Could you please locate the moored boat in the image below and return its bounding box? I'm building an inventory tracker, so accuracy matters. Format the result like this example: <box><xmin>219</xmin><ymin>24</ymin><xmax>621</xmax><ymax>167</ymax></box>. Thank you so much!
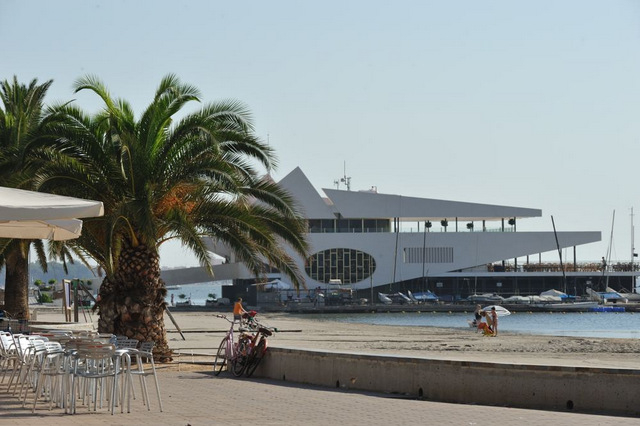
<box><xmin>586</xmin><ymin>287</ymin><xmax>628</xmax><ymax>304</ymax></box>
<box><xmin>378</xmin><ymin>292</ymin><xmax>411</xmax><ymax>304</ymax></box>
<box><xmin>534</xmin><ymin>301</ymin><xmax>599</xmax><ymax>312</ymax></box>
<box><xmin>378</xmin><ymin>292</ymin><xmax>392</xmax><ymax>304</ymax></box>
<box><xmin>467</xmin><ymin>293</ymin><xmax>504</xmax><ymax>304</ymax></box>
<box><xmin>410</xmin><ymin>290</ymin><xmax>439</xmax><ymax>303</ymax></box>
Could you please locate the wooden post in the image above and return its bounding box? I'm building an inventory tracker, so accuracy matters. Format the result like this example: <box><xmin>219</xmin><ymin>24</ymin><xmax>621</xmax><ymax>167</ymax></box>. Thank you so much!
<box><xmin>165</xmin><ymin>307</ymin><xmax>186</xmax><ymax>340</ymax></box>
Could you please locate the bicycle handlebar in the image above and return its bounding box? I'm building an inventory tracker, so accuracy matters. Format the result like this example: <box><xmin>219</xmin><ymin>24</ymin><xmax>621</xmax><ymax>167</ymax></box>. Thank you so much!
<box><xmin>216</xmin><ymin>314</ymin><xmax>235</xmax><ymax>324</ymax></box>
<box><xmin>217</xmin><ymin>313</ymin><xmax>277</xmax><ymax>332</ymax></box>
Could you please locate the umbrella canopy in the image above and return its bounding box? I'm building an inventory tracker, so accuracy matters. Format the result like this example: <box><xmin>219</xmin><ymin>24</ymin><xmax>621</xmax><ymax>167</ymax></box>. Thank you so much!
<box><xmin>0</xmin><ymin>219</ymin><xmax>83</xmax><ymax>241</ymax></box>
<box><xmin>482</xmin><ymin>305</ymin><xmax>511</xmax><ymax>317</ymax></box>
<box><xmin>0</xmin><ymin>187</ymin><xmax>104</xmax><ymax>221</ymax></box>
<box><xmin>0</xmin><ymin>187</ymin><xmax>103</xmax><ymax>240</ymax></box>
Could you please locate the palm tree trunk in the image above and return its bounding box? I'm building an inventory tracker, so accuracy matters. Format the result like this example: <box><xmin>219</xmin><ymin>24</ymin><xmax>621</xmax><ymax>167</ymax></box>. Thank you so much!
<box><xmin>4</xmin><ymin>241</ymin><xmax>30</xmax><ymax>320</ymax></box>
<box><xmin>96</xmin><ymin>243</ymin><xmax>171</xmax><ymax>361</ymax></box>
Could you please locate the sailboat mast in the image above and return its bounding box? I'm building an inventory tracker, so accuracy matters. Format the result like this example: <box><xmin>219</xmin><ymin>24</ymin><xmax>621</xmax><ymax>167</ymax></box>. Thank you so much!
<box><xmin>551</xmin><ymin>216</ymin><xmax>567</xmax><ymax>294</ymax></box>
<box><xmin>605</xmin><ymin>211</ymin><xmax>615</xmax><ymax>290</ymax></box>
<box><xmin>631</xmin><ymin>207</ymin><xmax>635</xmax><ymax>265</ymax></box>
<box><xmin>422</xmin><ymin>221</ymin><xmax>427</xmax><ymax>289</ymax></box>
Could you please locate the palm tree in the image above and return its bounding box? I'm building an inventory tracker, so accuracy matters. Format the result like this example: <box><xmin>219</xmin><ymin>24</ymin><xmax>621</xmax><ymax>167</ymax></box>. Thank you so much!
<box><xmin>0</xmin><ymin>77</ymin><xmax>60</xmax><ymax>319</ymax></box>
<box><xmin>36</xmin><ymin>75</ymin><xmax>308</xmax><ymax>360</ymax></box>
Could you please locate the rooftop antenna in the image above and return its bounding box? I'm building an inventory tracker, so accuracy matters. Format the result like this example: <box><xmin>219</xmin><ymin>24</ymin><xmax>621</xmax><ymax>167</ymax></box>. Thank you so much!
<box><xmin>631</xmin><ymin>207</ymin><xmax>636</xmax><ymax>264</ymax></box>
<box><xmin>339</xmin><ymin>161</ymin><xmax>351</xmax><ymax>191</ymax></box>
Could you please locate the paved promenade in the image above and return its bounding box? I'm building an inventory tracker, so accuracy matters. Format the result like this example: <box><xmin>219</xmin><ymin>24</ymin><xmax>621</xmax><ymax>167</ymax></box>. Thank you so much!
<box><xmin>0</xmin><ymin>362</ymin><xmax>638</xmax><ymax>426</ymax></box>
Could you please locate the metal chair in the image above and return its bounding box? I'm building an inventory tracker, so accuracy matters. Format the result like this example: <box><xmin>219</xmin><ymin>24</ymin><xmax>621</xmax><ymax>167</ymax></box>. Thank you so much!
<box><xmin>30</xmin><ymin>341</ymin><xmax>66</xmax><ymax>412</ymax></box>
<box><xmin>70</xmin><ymin>342</ymin><xmax>122</xmax><ymax>414</ymax></box>
<box><xmin>128</xmin><ymin>341</ymin><xmax>163</xmax><ymax>411</ymax></box>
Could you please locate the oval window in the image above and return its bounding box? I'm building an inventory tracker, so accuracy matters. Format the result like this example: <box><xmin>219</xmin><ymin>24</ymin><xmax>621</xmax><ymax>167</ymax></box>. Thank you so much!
<box><xmin>305</xmin><ymin>248</ymin><xmax>376</xmax><ymax>284</ymax></box>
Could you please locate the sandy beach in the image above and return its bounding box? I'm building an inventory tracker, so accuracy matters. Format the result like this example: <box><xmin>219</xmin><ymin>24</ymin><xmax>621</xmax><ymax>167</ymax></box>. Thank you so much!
<box><xmin>34</xmin><ymin>308</ymin><xmax>640</xmax><ymax>371</ymax></box>
<box><xmin>31</xmin><ymin>309</ymin><xmax>640</xmax><ymax>370</ymax></box>
<box><xmin>160</xmin><ymin>311</ymin><xmax>640</xmax><ymax>369</ymax></box>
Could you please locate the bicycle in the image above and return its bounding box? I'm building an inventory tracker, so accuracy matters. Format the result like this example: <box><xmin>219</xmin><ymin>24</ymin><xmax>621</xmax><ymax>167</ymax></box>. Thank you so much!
<box><xmin>213</xmin><ymin>314</ymin><xmax>248</xmax><ymax>377</ymax></box>
<box><xmin>241</xmin><ymin>320</ymin><xmax>277</xmax><ymax>378</ymax></box>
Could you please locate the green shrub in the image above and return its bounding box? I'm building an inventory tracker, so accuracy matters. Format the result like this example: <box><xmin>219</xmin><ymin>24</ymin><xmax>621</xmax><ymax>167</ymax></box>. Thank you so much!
<box><xmin>38</xmin><ymin>293</ymin><xmax>53</xmax><ymax>303</ymax></box>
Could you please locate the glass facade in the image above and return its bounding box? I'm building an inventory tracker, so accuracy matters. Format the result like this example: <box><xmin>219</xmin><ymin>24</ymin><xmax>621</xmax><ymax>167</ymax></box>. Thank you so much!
<box><xmin>305</xmin><ymin>248</ymin><xmax>376</xmax><ymax>284</ymax></box>
<box><xmin>308</xmin><ymin>219</ymin><xmax>390</xmax><ymax>233</ymax></box>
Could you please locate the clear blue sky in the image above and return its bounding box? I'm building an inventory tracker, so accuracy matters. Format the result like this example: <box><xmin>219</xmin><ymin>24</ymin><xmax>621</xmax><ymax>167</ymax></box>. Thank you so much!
<box><xmin>2</xmin><ymin>1</ymin><xmax>640</xmax><ymax>267</ymax></box>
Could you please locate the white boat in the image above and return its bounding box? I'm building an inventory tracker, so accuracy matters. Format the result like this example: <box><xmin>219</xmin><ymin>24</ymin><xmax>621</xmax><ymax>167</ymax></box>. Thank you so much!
<box><xmin>378</xmin><ymin>292</ymin><xmax>392</xmax><ymax>304</ymax></box>
<box><xmin>586</xmin><ymin>287</ymin><xmax>627</xmax><ymax>304</ymax></box>
<box><xmin>539</xmin><ymin>289</ymin><xmax>567</xmax><ymax>302</ymax></box>
<box><xmin>502</xmin><ymin>295</ymin><xmax>532</xmax><ymax>304</ymax></box>
<box><xmin>606</xmin><ymin>287</ymin><xmax>640</xmax><ymax>302</ymax></box>
<box><xmin>378</xmin><ymin>292</ymin><xmax>412</xmax><ymax>304</ymax></box>
<box><xmin>467</xmin><ymin>293</ymin><xmax>504</xmax><ymax>304</ymax></box>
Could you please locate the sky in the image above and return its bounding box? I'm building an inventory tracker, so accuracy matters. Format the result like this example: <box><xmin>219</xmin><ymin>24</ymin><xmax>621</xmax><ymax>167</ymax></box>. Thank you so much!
<box><xmin>2</xmin><ymin>1</ymin><xmax>640</xmax><ymax>268</ymax></box>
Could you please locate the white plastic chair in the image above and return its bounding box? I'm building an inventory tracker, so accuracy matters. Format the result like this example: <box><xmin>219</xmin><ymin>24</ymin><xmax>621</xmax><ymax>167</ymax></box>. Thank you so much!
<box><xmin>5</xmin><ymin>334</ymin><xmax>31</xmax><ymax>395</ymax></box>
<box><xmin>128</xmin><ymin>341</ymin><xmax>163</xmax><ymax>412</ymax></box>
<box><xmin>18</xmin><ymin>337</ymin><xmax>48</xmax><ymax>403</ymax></box>
<box><xmin>30</xmin><ymin>341</ymin><xmax>66</xmax><ymax>412</ymax></box>
<box><xmin>0</xmin><ymin>331</ymin><xmax>20</xmax><ymax>383</ymax></box>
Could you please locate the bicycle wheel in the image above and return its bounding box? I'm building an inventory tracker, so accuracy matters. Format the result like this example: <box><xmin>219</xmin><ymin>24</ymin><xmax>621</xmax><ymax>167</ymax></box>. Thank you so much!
<box><xmin>231</xmin><ymin>337</ymin><xmax>248</xmax><ymax>377</ymax></box>
<box><xmin>245</xmin><ymin>339</ymin><xmax>267</xmax><ymax>378</ymax></box>
<box><xmin>213</xmin><ymin>337</ymin><xmax>228</xmax><ymax>376</ymax></box>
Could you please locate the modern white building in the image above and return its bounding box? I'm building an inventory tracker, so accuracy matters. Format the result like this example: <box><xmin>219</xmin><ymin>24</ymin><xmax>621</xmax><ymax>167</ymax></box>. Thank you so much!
<box><xmin>161</xmin><ymin>167</ymin><xmax>640</xmax><ymax>302</ymax></box>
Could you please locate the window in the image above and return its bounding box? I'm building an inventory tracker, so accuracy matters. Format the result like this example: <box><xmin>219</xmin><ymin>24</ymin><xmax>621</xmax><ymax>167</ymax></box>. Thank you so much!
<box><xmin>305</xmin><ymin>248</ymin><xmax>376</xmax><ymax>284</ymax></box>
<box><xmin>403</xmin><ymin>247</ymin><xmax>454</xmax><ymax>263</ymax></box>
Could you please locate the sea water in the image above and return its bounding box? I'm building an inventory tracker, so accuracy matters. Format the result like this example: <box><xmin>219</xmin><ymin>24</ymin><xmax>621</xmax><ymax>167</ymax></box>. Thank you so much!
<box><xmin>292</xmin><ymin>311</ymin><xmax>640</xmax><ymax>339</ymax></box>
<box><xmin>164</xmin><ymin>281</ymin><xmax>230</xmax><ymax>306</ymax></box>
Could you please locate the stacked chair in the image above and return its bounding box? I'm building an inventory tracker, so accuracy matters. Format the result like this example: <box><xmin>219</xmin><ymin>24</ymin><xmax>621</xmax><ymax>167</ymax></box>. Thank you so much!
<box><xmin>0</xmin><ymin>329</ymin><xmax>163</xmax><ymax>415</ymax></box>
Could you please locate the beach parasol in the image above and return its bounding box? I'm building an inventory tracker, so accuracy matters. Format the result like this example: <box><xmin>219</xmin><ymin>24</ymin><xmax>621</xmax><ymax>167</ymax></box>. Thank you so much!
<box><xmin>0</xmin><ymin>219</ymin><xmax>83</xmax><ymax>241</ymax></box>
<box><xmin>0</xmin><ymin>186</ymin><xmax>103</xmax><ymax>240</ymax></box>
<box><xmin>482</xmin><ymin>305</ymin><xmax>511</xmax><ymax>317</ymax></box>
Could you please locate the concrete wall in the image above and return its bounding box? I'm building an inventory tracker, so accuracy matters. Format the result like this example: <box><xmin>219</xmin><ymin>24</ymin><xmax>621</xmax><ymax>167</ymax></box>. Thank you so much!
<box><xmin>257</xmin><ymin>348</ymin><xmax>640</xmax><ymax>417</ymax></box>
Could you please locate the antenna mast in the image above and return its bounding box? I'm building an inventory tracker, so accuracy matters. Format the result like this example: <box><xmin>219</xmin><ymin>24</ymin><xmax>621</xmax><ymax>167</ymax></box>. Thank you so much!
<box><xmin>335</xmin><ymin>161</ymin><xmax>351</xmax><ymax>191</ymax></box>
<box><xmin>631</xmin><ymin>207</ymin><xmax>636</xmax><ymax>265</ymax></box>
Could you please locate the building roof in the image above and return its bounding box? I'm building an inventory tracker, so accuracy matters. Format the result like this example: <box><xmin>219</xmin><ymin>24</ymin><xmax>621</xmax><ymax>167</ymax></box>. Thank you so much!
<box><xmin>278</xmin><ymin>167</ymin><xmax>541</xmax><ymax>221</ymax></box>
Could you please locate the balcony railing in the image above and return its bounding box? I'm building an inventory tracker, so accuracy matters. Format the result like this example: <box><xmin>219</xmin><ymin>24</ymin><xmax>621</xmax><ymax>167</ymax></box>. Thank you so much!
<box><xmin>492</xmin><ymin>262</ymin><xmax>640</xmax><ymax>273</ymax></box>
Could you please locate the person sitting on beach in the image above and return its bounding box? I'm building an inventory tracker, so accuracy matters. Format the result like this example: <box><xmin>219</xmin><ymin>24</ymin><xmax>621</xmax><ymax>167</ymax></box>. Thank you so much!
<box><xmin>233</xmin><ymin>297</ymin><xmax>247</xmax><ymax>326</ymax></box>
<box><xmin>477</xmin><ymin>311</ymin><xmax>493</xmax><ymax>336</ymax></box>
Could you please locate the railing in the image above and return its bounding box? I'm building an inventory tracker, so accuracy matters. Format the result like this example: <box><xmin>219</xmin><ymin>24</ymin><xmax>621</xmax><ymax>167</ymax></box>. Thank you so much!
<box><xmin>495</xmin><ymin>262</ymin><xmax>640</xmax><ymax>273</ymax></box>
<box><xmin>309</xmin><ymin>226</ymin><xmax>515</xmax><ymax>234</ymax></box>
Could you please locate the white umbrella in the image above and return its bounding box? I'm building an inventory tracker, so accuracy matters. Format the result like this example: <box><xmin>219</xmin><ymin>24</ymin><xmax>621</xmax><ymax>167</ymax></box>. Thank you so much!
<box><xmin>0</xmin><ymin>187</ymin><xmax>104</xmax><ymax>221</ymax></box>
<box><xmin>482</xmin><ymin>305</ymin><xmax>511</xmax><ymax>317</ymax></box>
<box><xmin>0</xmin><ymin>219</ymin><xmax>83</xmax><ymax>241</ymax></box>
<box><xmin>0</xmin><ymin>187</ymin><xmax>104</xmax><ymax>240</ymax></box>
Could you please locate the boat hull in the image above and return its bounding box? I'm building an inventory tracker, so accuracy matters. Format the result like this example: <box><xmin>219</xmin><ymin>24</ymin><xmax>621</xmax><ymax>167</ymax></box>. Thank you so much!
<box><xmin>532</xmin><ymin>301</ymin><xmax>599</xmax><ymax>312</ymax></box>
